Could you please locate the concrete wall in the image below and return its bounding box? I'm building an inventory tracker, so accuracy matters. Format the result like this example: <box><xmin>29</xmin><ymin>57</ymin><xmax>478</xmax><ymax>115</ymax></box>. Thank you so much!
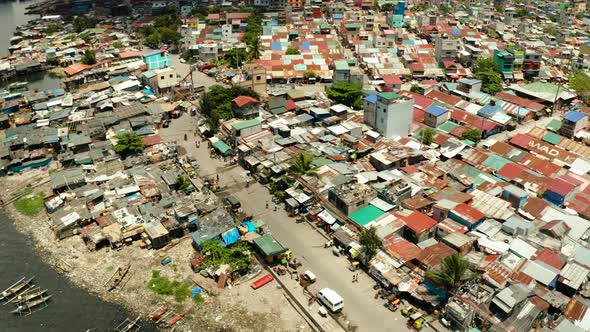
<box><xmin>374</xmin><ymin>98</ymin><xmax>413</xmax><ymax>138</ymax></box>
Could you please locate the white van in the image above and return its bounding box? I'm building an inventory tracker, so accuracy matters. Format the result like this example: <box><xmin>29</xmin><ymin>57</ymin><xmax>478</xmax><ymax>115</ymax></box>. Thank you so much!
<box><xmin>318</xmin><ymin>288</ymin><xmax>344</xmax><ymax>312</ymax></box>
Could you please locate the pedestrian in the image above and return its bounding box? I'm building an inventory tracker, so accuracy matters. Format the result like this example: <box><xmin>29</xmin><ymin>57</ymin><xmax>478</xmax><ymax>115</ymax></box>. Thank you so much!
<box><xmin>184</xmin><ymin>133</ymin><xmax>187</xmax><ymax>141</ymax></box>
<box><xmin>265</xmin><ymin>201</ymin><xmax>269</xmax><ymax>209</ymax></box>
<box><xmin>274</xmin><ymin>204</ymin><xmax>277</xmax><ymax>212</ymax></box>
<box><xmin>352</xmin><ymin>275</ymin><xmax>356</xmax><ymax>283</ymax></box>
<box><xmin>216</xmin><ymin>174</ymin><xmax>219</xmax><ymax>182</ymax></box>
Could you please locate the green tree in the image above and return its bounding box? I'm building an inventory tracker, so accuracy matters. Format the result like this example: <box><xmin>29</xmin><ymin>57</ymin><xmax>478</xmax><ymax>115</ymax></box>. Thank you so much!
<box><xmin>410</xmin><ymin>84</ymin><xmax>423</xmax><ymax>94</ymax></box>
<box><xmin>462</xmin><ymin>128</ymin><xmax>482</xmax><ymax>142</ymax></box>
<box><xmin>46</xmin><ymin>24</ymin><xmax>63</xmax><ymax>34</ymax></box>
<box><xmin>421</xmin><ymin>127</ymin><xmax>436</xmax><ymax>145</ymax></box>
<box><xmin>73</xmin><ymin>16</ymin><xmax>97</xmax><ymax>33</ymax></box>
<box><xmin>359</xmin><ymin>227</ymin><xmax>381</xmax><ymax>261</ymax></box>
<box><xmin>426</xmin><ymin>253</ymin><xmax>478</xmax><ymax>295</ymax></box>
<box><xmin>285</xmin><ymin>48</ymin><xmax>301</xmax><ymax>55</ymax></box>
<box><xmin>326</xmin><ymin>82</ymin><xmax>363</xmax><ymax>109</ymax></box>
<box><xmin>569</xmin><ymin>71</ymin><xmax>590</xmax><ymax>102</ymax></box>
<box><xmin>223</xmin><ymin>48</ymin><xmax>250</xmax><ymax>68</ymax></box>
<box><xmin>158</xmin><ymin>27</ymin><xmax>181</xmax><ymax>44</ymax></box>
<box><xmin>145</xmin><ymin>33</ymin><xmax>161</xmax><ymax>49</ymax></box>
<box><xmin>380</xmin><ymin>3</ymin><xmax>393</xmax><ymax>12</ymax></box>
<box><xmin>249</xmin><ymin>37</ymin><xmax>262</xmax><ymax>60</ymax></box>
<box><xmin>80</xmin><ymin>50</ymin><xmax>96</xmax><ymax>65</ymax></box>
<box><xmin>289</xmin><ymin>152</ymin><xmax>317</xmax><ymax>177</ymax></box>
<box><xmin>200</xmin><ymin>85</ymin><xmax>260</xmax><ymax>130</ymax></box>
<box><xmin>304</xmin><ymin>71</ymin><xmax>316</xmax><ymax>80</ymax></box>
<box><xmin>113</xmin><ymin>132</ymin><xmax>144</xmax><ymax>157</ymax></box>
<box><xmin>112</xmin><ymin>41</ymin><xmax>124</xmax><ymax>48</ymax></box>
<box><xmin>515</xmin><ymin>8</ymin><xmax>528</xmax><ymax>17</ymax></box>
<box><xmin>176</xmin><ymin>175</ymin><xmax>191</xmax><ymax>191</ymax></box>
<box><xmin>474</xmin><ymin>57</ymin><xmax>502</xmax><ymax>94</ymax></box>
<box><xmin>201</xmin><ymin>240</ymin><xmax>252</xmax><ymax>271</ymax></box>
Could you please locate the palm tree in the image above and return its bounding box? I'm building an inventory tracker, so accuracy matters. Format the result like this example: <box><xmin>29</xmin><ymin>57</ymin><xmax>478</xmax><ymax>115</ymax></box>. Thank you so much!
<box><xmin>426</xmin><ymin>253</ymin><xmax>479</xmax><ymax>295</ymax></box>
<box><xmin>289</xmin><ymin>152</ymin><xmax>318</xmax><ymax>177</ymax></box>
<box><xmin>249</xmin><ymin>37</ymin><xmax>262</xmax><ymax>60</ymax></box>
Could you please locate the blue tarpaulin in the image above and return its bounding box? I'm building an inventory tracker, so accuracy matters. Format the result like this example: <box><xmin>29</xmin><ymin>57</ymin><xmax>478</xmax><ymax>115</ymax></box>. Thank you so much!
<box><xmin>221</xmin><ymin>228</ymin><xmax>240</xmax><ymax>246</ymax></box>
<box><xmin>242</xmin><ymin>221</ymin><xmax>256</xmax><ymax>232</ymax></box>
<box><xmin>192</xmin><ymin>287</ymin><xmax>202</xmax><ymax>298</ymax></box>
<box><xmin>271</xmin><ymin>41</ymin><xmax>282</xmax><ymax>51</ymax></box>
<box><xmin>142</xmin><ymin>89</ymin><xmax>154</xmax><ymax>95</ymax></box>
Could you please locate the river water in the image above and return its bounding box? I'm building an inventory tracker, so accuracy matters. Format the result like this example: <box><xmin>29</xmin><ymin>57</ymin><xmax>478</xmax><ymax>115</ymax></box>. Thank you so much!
<box><xmin>0</xmin><ymin>2</ymin><xmax>158</xmax><ymax>331</ymax></box>
<box><xmin>0</xmin><ymin>0</ymin><xmax>62</xmax><ymax>91</ymax></box>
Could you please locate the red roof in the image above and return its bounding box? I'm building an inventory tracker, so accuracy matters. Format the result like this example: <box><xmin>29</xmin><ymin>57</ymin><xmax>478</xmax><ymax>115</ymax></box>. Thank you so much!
<box><xmin>410</xmin><ymin>62</ymin><xmax>425</xmax><ymax>72</ymax></box>
<box><xmin>401</xmin><ymin>211</ymin><xmax>438</xmax><ymax>233</ymax></box>
<box><xmin>547</xmin><ymin>177</ymin><xmax>577</xmax><ymax>197</ymax></box>
<box><xmin>417</xmin><ymin>242</ymin><xmax>457</xmax><ymax>268</ymax></box>
<box><xmin>232</xmin><ymin>95</ymin><xmax>259</xmax><ymax>108</ymax></box>
<box><xmin>495</xmin><ymin>92</ymin><xmax>545</xmax><ymax>112</ymax></box>
<box><xmin>387</xmin><ymin>237</ymin><xmax>423</xmax><ymax>262</ymax></box>
<box><xmin>142</xmin><ymin>135</ymin><xmax>162</xmax><ymax>147</ymax></box>
<box><xmin>64</xmin><ymin>63</ymin><xmax>92</xmax><ymax>76</ymax></box>
<box><xmin>383</xmin><ymin>75</ymin><xmax>402</xmax><ymax>85</ymax></box>
<box><xmin>425</xmin><ymin>90</ymin><xmax>462</xmax><ymax>106</ymax></box>
<box><xmin>285</xmin><ymin>99</ymin><xmax>298</xmax><ymax>111</ymax></box>
<box><xmin>452</xmin><ymin>204</ymin><xmax>485</xmax><ymax>224</ymax></box>
<box><xmin>510</xmin><ymin>133</ymin><xmax>534</xmax><ymax>148</ymax></box>
<box><xmin>119</xmin><ymin>51</ymin><xmax>141</xmax><ymax>59</ymax></box>
<box><xmin>533</xmin><ymin>248</ymin><xmax>564</xmax><ymax>270</ymax></box>
<box><xmin>521</xmin><ymin>197</ymin><xmax>550</xmax><ymax>219</ymax></box>
<box><xmin>497</xmin><ymin>163</ymin><xmax>527</xmax><ymax>180</ymax></box>
<box><xmin>442</xmin><ymin>61</ymin><xmax>459</xmax><ymax>69</ymax></box>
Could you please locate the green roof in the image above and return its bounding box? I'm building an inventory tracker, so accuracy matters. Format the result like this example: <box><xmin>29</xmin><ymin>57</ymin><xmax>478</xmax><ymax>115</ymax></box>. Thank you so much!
<box><xmin>334</xmin><ymin>60</ymin><xmax>349</xmax><ymax>71</ymax></box>
<box><xmin>438</xmin><ymin>121</ymin><xmax>460</xmax><ymax>133</ymax></box>
<box><xmin>546</xmin><ymin>119</ymin><xmax>562</xmax><ymax>132</ymax></box>
<box><xmin>287</xmin><ymin>89</ymin><xmax>305</xmax><ymax>100</ymax></box>
<box><xmin>378</xmin><ymin>92</ymin><xmax>401</xmax><ymax>100</ymax></box>
<box><xmin>461</xmin><ymin>139</ymin><xmax>476</xmax><ymax>146</ymax></box>
<box><xmin>289</xmin><ymin>30</ymin><xmax>299</xmax><ymax>35</ymax></box>
<box><xmin>542</xmin><ymin>132</ymin><xmax>564</xmax><ymax>145</ymax></box>
<box><xmin>271</xmin><ymin>107</ymin><xmax>288</xmax><ymax>115</ymax></box>
<box><xmin>253</xmin><ymin>234</ymin><xmax>288</xmax><ymax>258</ymax></box>
<box><xmin>212</xmin><ymin>140</ymin><xmax>232</xmax><ymax>155</ymax></box>
<box><xmin>349</xmin><ymin>205</ymin><xmax>385</xmax><ymax>227</ymax></box>
<box><xmin>311</xmin><ymin>157</ymin><xmax>334</xmax><ymax>167</ymax></box>
<box><xmin>522</xmin><ymin>82</ymin><xmax>560</xmax><ymax>94</ymax></box>
<box><xmin>345</xmin><ymin>23</ymin><xmax>361</xmax><ymax>30</ymax></box>
<box><xmin>482</xmin><ymin>154</ymin><xmax>510</xmax><ymax>172</ymax></box>
<box><xmin>268</xmin><ymin>99</ymin><xmax>287</xmax><ymax>109</ymax></box>
<box><xmin>232</xmin><ymin>118</ymin><xmax>261</xmax><ymax>131</ymax></box>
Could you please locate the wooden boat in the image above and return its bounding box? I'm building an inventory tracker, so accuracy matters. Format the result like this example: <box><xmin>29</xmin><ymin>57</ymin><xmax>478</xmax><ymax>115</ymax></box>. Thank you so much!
<box><xmin>149</xmin><ymin>306</ymin><xmax>169</xmax><ymax>320</ymax></box>
<box><xmin>4</xmin><ymin>287</ymin><xmax>46</xmax><ymax>305</ymax></box>
<box><xmin>169</xmin><ymin>314</ymin><xmax>181</xmax><ymax>325</ymax></box>
<box><xmin>114</xmin><ymin>316</ymin><xmax>141</xmax><ymax>332</ymax></box>
<box><xmin>0</xmin><ymin>277</ymin><xmax>34</xmax><ymax>301</ymax></box>
<box><xmin>8</xmin><ymin>81</ymin><xmax>28</xmax><ymax>92</ymax></box>
<box><xmin>12</xmin><ymin>294</ymin><xmax>52</xmax><ymax>315</ymax></box>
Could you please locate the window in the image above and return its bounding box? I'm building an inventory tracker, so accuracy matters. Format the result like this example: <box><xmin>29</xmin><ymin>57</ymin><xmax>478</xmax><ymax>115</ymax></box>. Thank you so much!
<box><xmin>169</xmin><ymin>74</ymin><xmax>173</xmax><ymax>78</ymax></box>
<box><xmin>256</xmin><ymin>75</ymin><xmax>261</xmax><ymax>80</ymax></box>
<box><xmin>160</xmin><ymin>76</ymin><xmax>165</xmax><ymax>80</ymax></box>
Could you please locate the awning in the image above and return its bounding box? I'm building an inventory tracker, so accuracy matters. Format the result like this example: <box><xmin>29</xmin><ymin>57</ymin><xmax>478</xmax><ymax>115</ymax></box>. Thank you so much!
<box><xmin>317</xmin><ymin>209</ymin><xmax>337</xmax><ymax>225</ymax></box>
<box><xmin>212</xmin><ymin>140</ymin><xmax>232</xmax><ymax>155</ymax></box>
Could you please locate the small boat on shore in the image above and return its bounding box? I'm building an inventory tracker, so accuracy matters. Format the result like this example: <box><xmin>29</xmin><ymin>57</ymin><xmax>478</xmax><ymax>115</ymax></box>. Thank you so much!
<box><xmin>11</xmin><ymin>294</ymin><xmax>52</xmax><ymax>315</ymax></box>
<box><xmin>8</xmin><ymin>81</ymin><xmax>28</xmax><ymax>92</ymax></box>
<box><xmin>149</xmin><ymin>306</ymin><xmax>169</xmax><ymax>320</ymax></box>
<box><xmin>5</xmin><ymin>287</ymin><xmax>47</xmax><ymax>305</ymax></box>
<box><xmin>0</xmin><ymin>277</ymin><xmax>35</xmax><ymax>301</ymax></box>
<box><xmin>114</xmin><ymin>316</ymin><xmax>141</xmax><ymax>332</ymax></box>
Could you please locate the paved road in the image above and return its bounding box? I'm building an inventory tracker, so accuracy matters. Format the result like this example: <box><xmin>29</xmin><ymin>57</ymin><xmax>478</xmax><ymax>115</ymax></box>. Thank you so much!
<box><xmin>160</xmin><ymin>114</ymin><xmax>415</xmax><ymax>332</ymax></box>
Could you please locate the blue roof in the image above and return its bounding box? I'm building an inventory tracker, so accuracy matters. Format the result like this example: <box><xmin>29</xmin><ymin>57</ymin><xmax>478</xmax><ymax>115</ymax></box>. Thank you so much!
<box><xmin>457</xmin><ymin>79</ymin><xmax>481</xmax><ymax>85</ymax></box>
<box><xmin>426</xmin><ymin>105</ymin><xmax>449</xmax><ymax>117</ymax></box>
<box><xmin>241</xmin><ymin>221</ymin><xmax>257</xmax><ymax>232</ymax></box>
<box><xmin>478</xmin><ymin>104</ymin><xmax>501</xmax><ymax>116</ymax></box>
<box><xmin>332</xmin><ymin>13</ymin><xmax>343</xmax><ymax>19</ymax></box>
<box><xmin>564</xmin><ymin>111</ymin><xmax>586</xmax><ymax>123</ymax></box>
<box><xmin>452</xmin><ymin>28</ymin><xmax>461</xmax><ymax>36</ymax></box>
<box><xmin>271</xmin><ymin>41</ymin><xmax>282</xmax><ymax>51</ymax></box>
<box><xmin>364</xmin><ymin>94</ymin><xmax>378</xmax><ymax>103</ymax></box>
<box><xmin>301</xmin><ymin>41</ymin><xmax>311</xmax><ymax>50</ymax></box>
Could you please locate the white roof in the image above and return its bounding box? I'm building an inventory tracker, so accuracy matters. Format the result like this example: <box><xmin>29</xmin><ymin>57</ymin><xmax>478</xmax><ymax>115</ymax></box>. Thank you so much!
<box><xmin>570</xmin><ymin>158</ymin><xmax>590</xmax><ymax>176</ymax></box>
<box><xmin>477</xmin><ymin>237</ymin><xmax>510</xmax><ymax>255</ymax></box>
<box><xmin>509</xmin><ymin>238</ymin><xmax>538</xmax><ymax>259</ymax></box>
<box><xmin>521</xmin><ymin>260</ymin><xmax>559</xmax><ymax>286</ymax></box>
<box><xmin>330</xmin><ymin>104</ymin><xmax>350</xmax><ymax>113</ymax></box>
<box><xmin>327</xmin><ymin>125</ymin><xmax>348</xmax><ymax>136</ymax></box>
<box><xmin>318</xmin><ymin>209</ymin><xmax>337</xmax><ymax>225</ymax></box>
<box><xmin>369</xmin><ymin>197</ymin><xmax>395</xmax><ymax>212</ymax></box>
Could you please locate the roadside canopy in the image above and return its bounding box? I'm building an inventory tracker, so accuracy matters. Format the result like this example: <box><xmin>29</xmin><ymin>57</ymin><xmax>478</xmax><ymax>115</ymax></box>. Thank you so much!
<box><xmin>212</xmin><ymin>140</ymin><xmax>232</xmax><ymax>155</ymax></box>
<box><xmin>253</xmin><ymin>234</ymin><xmax>288</xmax><ymax>258</ymax></box>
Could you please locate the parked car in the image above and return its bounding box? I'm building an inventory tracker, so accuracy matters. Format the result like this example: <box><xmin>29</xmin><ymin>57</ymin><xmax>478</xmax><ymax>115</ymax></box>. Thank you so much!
<box><xmin>225</xmin><ymin>195</ymin><xmax>241</xmax><ymax>210</ymax></box>
<box><xmin>303</xmin><ymin>270</ymin><xmax>316</xmax><ymax>283</ymax></box>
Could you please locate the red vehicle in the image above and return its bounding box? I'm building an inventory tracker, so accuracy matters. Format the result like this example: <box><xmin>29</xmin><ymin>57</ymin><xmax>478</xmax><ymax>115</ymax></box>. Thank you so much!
<box><xmin>251</xmin><ymin>274</ymin><xmax>274</xmax><ymax>289</ymax></box>
<box><xmin>199</xmin><ymin>64</ymin><xmax>212</xmax><ymax>71</ymax></box>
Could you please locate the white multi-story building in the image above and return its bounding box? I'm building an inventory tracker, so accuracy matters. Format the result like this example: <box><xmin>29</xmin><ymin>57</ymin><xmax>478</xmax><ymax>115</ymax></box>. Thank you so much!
<box><xmin>365</xmin><ymin>92</ymin><xmax>413</xmax><ymax>138</ymax></box>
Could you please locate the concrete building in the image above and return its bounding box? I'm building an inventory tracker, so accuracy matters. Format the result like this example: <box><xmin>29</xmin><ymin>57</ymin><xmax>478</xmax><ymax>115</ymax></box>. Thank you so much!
<box><xmin>370</xmin><ymin>92</ymin><xmax>414</xmax><ymax>138</ymax></box>
<box><xmin>232</xmin><ymin>96</ymin><xmax>260</xmax><ymax>119</ymax></box>
<box><xmin>152</xmin><ymin>67</ymin><xmax>178</xmax><ymax>94</ymax></box>
<box><xmin>523</xmin><ymin>49</ymin><xmax>542</xmax><ymax>79</ymax></box>
<box><xmin>143</xmin><ymin>50</ymin><xmax>172</xmax><ymax>70</ymax></box>
<box><xmin>237</xmin><ymin>64</ymin><xmax>267</xmax><ymax>97</ymax></box>
<box><xmin>560</xmin><ymin>111</ymin><xmax>588</xmax><ymax>138</ymax></box>
<box><xmin>333</xmin><ymin>60</ymin><xmax>364</xmax><ymax>85</ymax></box>
<box><xmin>329</xmin><ymin>183</ymin><xmax>377</xmax><ymax>216</ymax></box>
<box><xmin>493</xmin><ymin>49</ymin><xmax>515</xmax><ymax>80</ymax></box>
<box><xmin>424</xmin><ymin>105</ymin><xmax>450</xmax><ymax>128</ymax></box>
<box><xmin>435</xmin><ymin>34</ymin><xmax>459</xmax><ymax>63</ymax></box>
